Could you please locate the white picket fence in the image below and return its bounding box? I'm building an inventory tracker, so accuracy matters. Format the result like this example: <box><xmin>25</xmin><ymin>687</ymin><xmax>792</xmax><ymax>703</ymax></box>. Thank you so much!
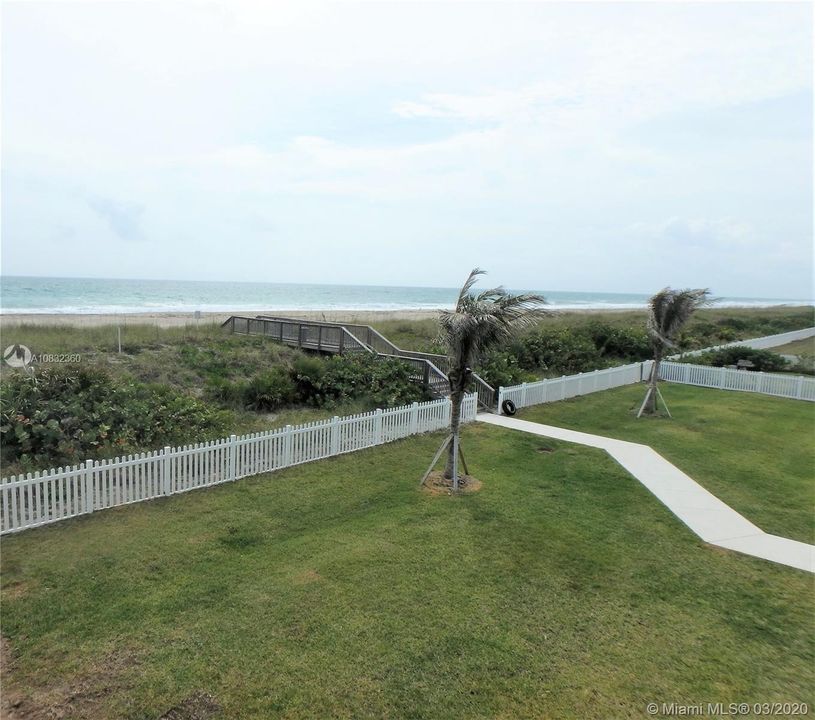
<box><xmin>670</xmin><ymin>326</ymin><xmax>815</xmax><ymax>358</ymax></box>
<box><xmin>497</xmin><ymin>362</ymin><xmax>650</xmax><ymax>412</ymax></box>
<box><xmin>659</xmin><ymin>361</ymin><xmax>815</xmax><ymax>401</ymax></box>
<box><xmin>0</xmin><ymin>394</ymin><xmax>477</xmax><ymax>535</ymax></box>
<box><xmin>497</xmin><ymin>359</ymin><xmax>815</xmax><ymax>413</ymax></box>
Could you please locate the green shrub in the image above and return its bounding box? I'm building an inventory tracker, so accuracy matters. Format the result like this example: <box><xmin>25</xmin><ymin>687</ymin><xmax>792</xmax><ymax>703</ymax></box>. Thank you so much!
<box><xmin>205</xmin><ymin>376</ymin><xmax>247</xmax><ymax>406</ymax></box>
<box><xmin>476</xmin><ymin>349</ymin><xmax>532</xmax><ymax>388</ymax></box>
<box><xmin>688</xmin><ymin>346</ymin><xmax>789</xmax><ymax>373</ymax></box>
<box><xmin>0</xmin><ymin>366</ymin><xmax>231</xmax><ymax>470</ymax></box>
<box><xmin>583</xmin><ymin>321</ymin><xmax>651</xmax><ymax>360</ymax></box>
<box><xmin>242</xmin><ymin>368</ymin><xmax>297</xmax><ymax>411</ymax></box>
<box><xmin>302</xmin><ymin>354</ymin><xmax>427</xmax><ymax>408</ymax></box>
<box><xmin>515</xmin><ymin>329</ymin><xmax>603</xmax><ymax>374</ymax></box>
<box><xmin>292</xmin><ymin>355</ymin><xmax>328</xmax><ymax>404</ymax></box>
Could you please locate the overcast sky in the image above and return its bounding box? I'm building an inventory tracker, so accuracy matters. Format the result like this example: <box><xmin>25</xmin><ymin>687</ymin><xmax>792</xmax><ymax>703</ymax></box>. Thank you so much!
<box><xmin>1</xmin><ymin>1</ymin><xmax>812</xmax><ymax>298</ymax></box>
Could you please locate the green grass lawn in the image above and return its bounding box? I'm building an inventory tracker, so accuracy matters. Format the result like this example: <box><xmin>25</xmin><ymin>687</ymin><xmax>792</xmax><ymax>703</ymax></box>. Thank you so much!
<box><xmin>769</xmin><ymin>336</ymin><xmax>815</xmax><ymax>357</ymax></box>
<box><xmin>1</xmin><ymin>423</ymin><xmax>812</xmax><ymax>719</ymax></box>
<box><xmin>517</xmin><ymin>383</ymin><xmax>815</xmax><ymax>544</ymax></box>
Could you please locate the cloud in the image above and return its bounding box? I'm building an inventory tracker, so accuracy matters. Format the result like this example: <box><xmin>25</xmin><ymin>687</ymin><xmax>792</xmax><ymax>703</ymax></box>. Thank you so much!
<box><xmin>1</xmin><ymin>2</ymin><xmax>811</xmax><ymax>297</ymax></box>
<box><xmin>87</xmin><ymin>196</ymin><xmax>145</xmax><ymax>242</ymax></box>
<box><xmin>629</xmin><ymin>218</ymin><xmax>756</xmax><ymax>249</ymax></box>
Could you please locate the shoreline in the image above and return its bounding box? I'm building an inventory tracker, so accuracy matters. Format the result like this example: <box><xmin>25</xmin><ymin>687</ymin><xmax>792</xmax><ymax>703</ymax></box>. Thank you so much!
<box><xmin>0</xmin><ymin>304</ymin><xmax>812</xmax><ymax>328</ymax></box>
<box><xmin>0</xmin><ymin>309</ymin><xmax>444</xmax><ymax>328</ymax></box>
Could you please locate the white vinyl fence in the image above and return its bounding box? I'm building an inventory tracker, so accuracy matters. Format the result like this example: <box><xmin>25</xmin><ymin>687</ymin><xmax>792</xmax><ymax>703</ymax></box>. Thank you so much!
<box><xmin>659</xmin><ymin>361</ymin><xmax>815</xmax><ymax>401</ymax></box>
<box><xmin>0</xmin><ymin>394</ymin><xmax>477</xmax><ymax>535</ymax></box>
<box><xmin>497</xmin><ymin>362</ymin><xmax>650</xmax><ymax>413</ymax></box>
<box><xmin>670</xmin><ymin>326</ymin><xmax>815</xmax><ymax>358</ymax></box>
<box><xmin>497</xmin><ymin>358</ymin><xmax>815</xmax><ymax>413</ymax></box>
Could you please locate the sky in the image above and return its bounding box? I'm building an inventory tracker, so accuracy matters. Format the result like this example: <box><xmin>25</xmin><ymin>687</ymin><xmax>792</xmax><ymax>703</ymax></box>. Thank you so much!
<box><xmin>1</xmin><ymin>1</ymin><xmax>813</xmax><ymax>298</ymax></box>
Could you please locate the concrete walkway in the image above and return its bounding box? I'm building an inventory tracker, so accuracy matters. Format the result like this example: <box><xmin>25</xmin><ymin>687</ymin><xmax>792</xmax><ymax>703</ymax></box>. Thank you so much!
<box><xmin>478</xmin><ymin>414</ymin><xmax>814</xmax><ymax>573</ymax></box>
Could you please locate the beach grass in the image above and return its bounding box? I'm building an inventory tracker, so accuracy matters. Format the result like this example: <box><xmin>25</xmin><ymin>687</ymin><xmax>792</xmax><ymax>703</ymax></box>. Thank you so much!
<box><xmin>517</xmin><ymin>383</ymin><xmax>815</xmax><ymax>544</ymax></box>
<box><xmin>0</xmin><ymin>320</ymin><xmax>228</xmax><ymax>355</ymax></box>
<box><xmin>3</xmin><ymin>305</ymin><xmax>812</xmax><ymax>357</ymax></box>
<box><xmin>1</xmin><ymin>422</ymin><xmax>812</xmax><ymax>719</ymax></box>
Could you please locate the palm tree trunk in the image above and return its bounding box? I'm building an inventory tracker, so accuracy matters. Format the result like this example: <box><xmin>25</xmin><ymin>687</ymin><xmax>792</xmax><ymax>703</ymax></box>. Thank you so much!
<box><xmin>645</xmin><ymin>350</ymin><xmax>662</xmax><ymax>414</ymax></box>
<box><xmin>444</xmin><ymin>388</ymin><xmax>463</xmax><ymax>479</ymax></box>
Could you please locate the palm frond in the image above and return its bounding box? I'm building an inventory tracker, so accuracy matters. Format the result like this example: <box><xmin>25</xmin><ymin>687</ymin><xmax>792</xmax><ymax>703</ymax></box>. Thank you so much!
<box><xmin>647</xmin><ymin>287</ymin><xmax>711</xmax><ymax>349</ymax></box>
<box><xmin>440</xmin><ymin>269</ymin><xmax>547</xmax><ymax>371</ymax></box>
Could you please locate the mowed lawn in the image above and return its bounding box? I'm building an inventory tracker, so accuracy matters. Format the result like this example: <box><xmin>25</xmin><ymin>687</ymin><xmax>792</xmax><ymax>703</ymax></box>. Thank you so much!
<box><xmin>517</xmin><ymin>383</ymin><xmax>814</xmax><ymax>545</ymax></box>
<box><xmin>1</xmin><ymin>423</ymin><xmax>813</xmax><ymax>719</ymax></box>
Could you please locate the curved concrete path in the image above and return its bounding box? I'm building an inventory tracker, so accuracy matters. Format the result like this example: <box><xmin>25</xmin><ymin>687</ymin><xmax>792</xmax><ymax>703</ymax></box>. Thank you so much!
<box><xmin>478</xmin><ymin>414</ymin><xmax>814</xmax><ymax>573</ymax></box>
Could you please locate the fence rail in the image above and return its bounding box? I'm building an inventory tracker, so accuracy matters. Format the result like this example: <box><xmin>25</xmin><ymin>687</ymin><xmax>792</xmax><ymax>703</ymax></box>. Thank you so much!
<box><xmin>659</xmin><ymin>361</ymin><xmax>815</xmax><ymax>400</ymax></box>
<box><xmin>497</xmin><ymin>362</ymin><xmax>649</xmax><ymax>412</ymax></box>
<box><xmin>497</xmin><ymin>359</ymin><xmax>815</xmax><ymax>413</ymax></box>
<box><xmin>0</xmin><ymin>394</ymin><xmax>477</xmax><ymax>535</ymax></box>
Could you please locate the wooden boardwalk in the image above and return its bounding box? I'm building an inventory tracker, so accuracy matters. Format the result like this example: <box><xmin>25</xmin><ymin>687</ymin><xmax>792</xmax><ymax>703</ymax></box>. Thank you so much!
<box><xmin>222</xmin><ymin>315</ymin><xmax>496</xmax><ymax>408</ymax></box>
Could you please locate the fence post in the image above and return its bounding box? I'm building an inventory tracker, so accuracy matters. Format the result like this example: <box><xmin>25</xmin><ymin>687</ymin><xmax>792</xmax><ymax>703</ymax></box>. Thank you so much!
<box><xmin>718</xmin><ymin>366</ymin><xmax>726</xmax><ymax>389</ymax></box>
<box><xmin>521</xmin><ymin>382</ymin><xmax>528</xmax><ymax>408</ymax></box>
<box><xmin>163</xmin><ymin>446</ymin><xmax>172</xmax><ymax>495</ymax></box>
<box><xmin>228</xmin><ymin>434</ymin><xmax>238</xmax><ymax>481</ymax></box>
<box><xmin>375</xmin><ymin>409</ymin><xmax>384</xmax><ymax>444</ymax></box>
<box><xmin>331</xmin><ymin>416</ymin><xmax>340</xmax><ymax>454</ymax></box>
<box><xmin>796</xmin><ymin>375</ymin><xmax>804</xmax><ymax>399</ymax></box>
<box><xmin>593</xmin><ymin>369</ymin><xmax>599</xmax><ymax>392</ymax></box>
<box><xmin>410</xmin><ymin>402</ymin><xmax>419</xmax><ymax>433</ymax></box>
<box><xmin>561</xmin><ymin>376</ymin><xmax>566</xmax><ymax>400</ymax></box>
<box><xmin>497</xmin><ymin>387</ymin><xmax>504</xmax><ymax>414</ymax></box>
<box><xmin>84</xmin><ymin>459</ymin><xmax>94</xmax><ymax>514</ymax></box>
<box><xmin>284</xmin><ymin>425</ymin><xmax>293</xmax><ymax>466</ymax></box>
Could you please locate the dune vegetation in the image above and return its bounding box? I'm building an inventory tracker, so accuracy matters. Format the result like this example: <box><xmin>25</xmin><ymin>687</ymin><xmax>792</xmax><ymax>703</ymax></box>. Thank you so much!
<box><xmin>1</xmin><ymin>305</ymin><xmax>811</xmax><ymax>474</ymax></box>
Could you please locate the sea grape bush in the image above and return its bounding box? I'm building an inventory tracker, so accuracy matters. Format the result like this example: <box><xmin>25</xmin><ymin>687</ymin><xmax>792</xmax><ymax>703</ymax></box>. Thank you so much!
<box><xmin>583</xmin><ymin>321</ymin><xmax>651</xmax><ymax>360</ymax></box>
<box><xmin>296</xmin><ymin>353</ymin><xmax>429</xmax><ymax>408</ymax></box>
<box><xmin>686</xmin><ymin>346</ymin><xmax>790</xmax><ymax>373</ymax></box>
<box><xmin>513</xmin><ymin>329</ymin><xmax>604</xmax><ymax>374</ymax></box>
<box><xmin>0</xmin><ymin>366</ymin><xmax>231</xmax><ymax>470</ymax></box>
<box><xmin>206</xmin><ymin>354</ymin><xmax>427</xmax><ymax>411</ymax></box>
<box><xmin>475</xmin><ymin>348</ymin><xmax>534</xmax><ymax>389</ymax></box>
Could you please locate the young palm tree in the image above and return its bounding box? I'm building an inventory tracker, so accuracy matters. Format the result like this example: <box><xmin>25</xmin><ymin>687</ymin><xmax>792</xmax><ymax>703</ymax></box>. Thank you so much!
<box><xmin>639</xmin><ymin>287</ymin><xmax>710</xmax><ymax>417</ymax></box>
<box><xmin>428</xmin><ymin>269</ymin><xmax>546</xmax><ymax>489</ymax></box>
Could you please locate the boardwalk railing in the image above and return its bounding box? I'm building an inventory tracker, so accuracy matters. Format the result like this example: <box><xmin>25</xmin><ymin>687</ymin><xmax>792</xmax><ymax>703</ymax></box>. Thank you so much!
<box><xmin>245</xmin><ymin>315</ymin><xmax>497</xmax><ymax>409</ymax></box>
<box><xmin>0</xmin><ymin>394</ymin><xmax>477</xmax><ymax>536</ymax></box>
<box><xmin>497</xmin><ymin>359</ymin><xmax>815</xmax><ymax>412</ymax></box>
<box><xmin>227</xmin><ymin>316</ymin><xmax>370</xmax><ymax>354</ymax></box>
<box><xmin>659</xmin><ymin>361</ymin><xmax>815</xmax><ymax>400</ymax></box>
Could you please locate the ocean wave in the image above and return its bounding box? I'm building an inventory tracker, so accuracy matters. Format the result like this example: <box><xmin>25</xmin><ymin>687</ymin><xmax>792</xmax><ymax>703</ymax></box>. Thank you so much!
<box><xmin>2</xmin><ymin>299</ymin><xmax>811</xmax><ymax>315</ymax></box>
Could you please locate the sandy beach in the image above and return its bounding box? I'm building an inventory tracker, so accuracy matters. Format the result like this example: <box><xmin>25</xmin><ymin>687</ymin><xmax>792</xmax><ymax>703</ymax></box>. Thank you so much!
<box><xmin>2</xmin><ymin>304</ymin><xmax>810</xmax><ymax>329</ymax></box>
<box><xmin>0</xmin><ymin>309</ymin><xmax>449</xmax><ymax>328</ymax></box>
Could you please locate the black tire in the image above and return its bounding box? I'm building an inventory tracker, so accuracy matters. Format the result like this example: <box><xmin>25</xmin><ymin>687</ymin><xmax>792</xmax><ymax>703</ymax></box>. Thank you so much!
<box><xmin>501</xmin><ymin>399</ymin><xmax>517</xmax><ymax>416</ymax></box>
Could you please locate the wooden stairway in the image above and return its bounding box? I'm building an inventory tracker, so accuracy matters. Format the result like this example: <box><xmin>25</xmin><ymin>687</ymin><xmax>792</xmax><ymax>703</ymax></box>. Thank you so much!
<box><xmin>222</xmin><ymin>315</ymin><xmax>496</xmax><ymax>410</ymax></box>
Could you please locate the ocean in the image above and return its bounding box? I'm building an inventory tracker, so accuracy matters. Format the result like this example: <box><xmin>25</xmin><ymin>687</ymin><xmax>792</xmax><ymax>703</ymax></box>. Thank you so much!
<box><xmin>0</xmin><ymin>276</ymin><xmax>811</xmax><ymax>314</ymax></box>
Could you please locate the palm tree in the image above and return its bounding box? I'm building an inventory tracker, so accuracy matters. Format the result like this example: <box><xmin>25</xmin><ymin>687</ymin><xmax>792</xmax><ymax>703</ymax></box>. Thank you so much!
<box><xmin>638</xmin><ymin>287</ymin><xmax>710</xmax><ymax>417</ymax></box>
<box><xmin>423</xmin><ymin>269</ymin><xmax>546</xmax><ymax>490</ymax></box>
